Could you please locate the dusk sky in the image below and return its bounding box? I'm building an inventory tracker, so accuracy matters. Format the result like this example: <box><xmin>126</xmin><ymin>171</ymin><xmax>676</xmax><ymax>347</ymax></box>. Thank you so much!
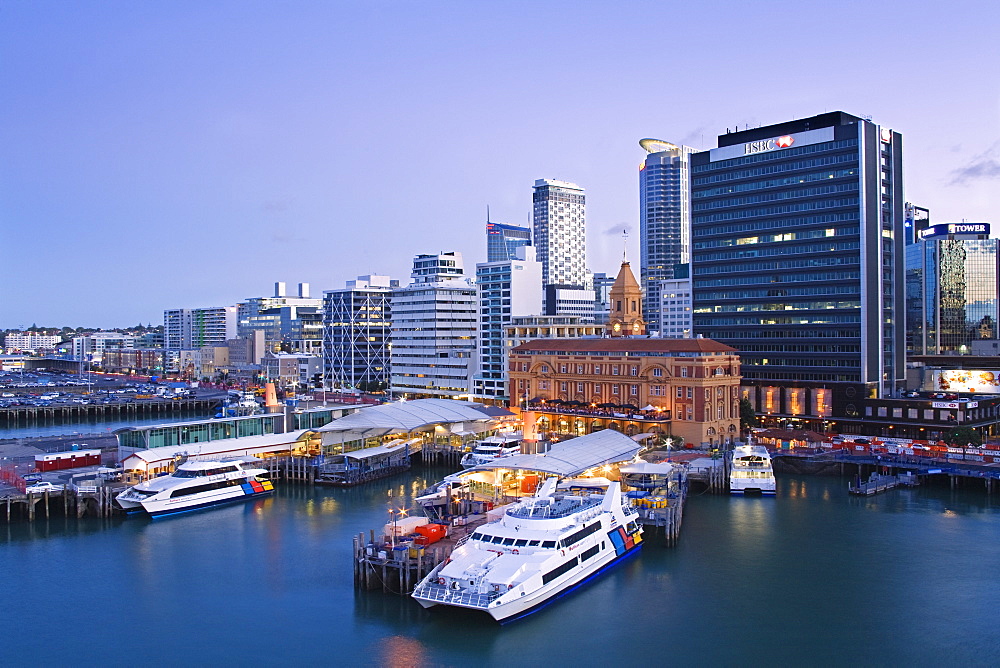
<box><xmin>3</xmin><ymin>1</ymin><xmax>998</xmax><ymax>328</ymax></box>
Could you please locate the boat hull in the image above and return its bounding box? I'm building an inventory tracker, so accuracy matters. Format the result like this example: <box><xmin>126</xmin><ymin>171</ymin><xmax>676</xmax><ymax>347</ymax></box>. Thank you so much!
<box><xmin>730</xmin><ymin>487</ymin><xmax>776</xmax><ymax>496</ymax></box>
<box><xmin>493</xmin><ymin>542</ymin><xmax>642</xmax><ymax>623</ymax></box>
<box><xmin>145</xmin><ymin>487</ymin><xmax>272</xmax><ymax>518</ymax></box>
<box><xmin>414</xmin><ymin>541</ymin><xmax>643</xmax><ymax>622</ymax></box>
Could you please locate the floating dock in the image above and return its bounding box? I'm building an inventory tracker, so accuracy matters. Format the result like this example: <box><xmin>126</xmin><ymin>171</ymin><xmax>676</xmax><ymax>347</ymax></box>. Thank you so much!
<box><xmin>849</xmin><ymin>471</ymin><xmax>921</xmax><ymax>495</ymax></box>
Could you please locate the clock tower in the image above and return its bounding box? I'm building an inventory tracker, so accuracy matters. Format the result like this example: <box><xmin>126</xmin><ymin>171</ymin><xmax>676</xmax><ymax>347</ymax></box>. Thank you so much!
<box><xmin>606</xmin><ymin>261</ymin><xmax>646</xmax><ymax>337</ymax></box>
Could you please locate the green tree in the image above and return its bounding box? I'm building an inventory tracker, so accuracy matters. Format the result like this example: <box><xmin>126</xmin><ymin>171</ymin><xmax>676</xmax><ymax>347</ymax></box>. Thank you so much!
<box><xmin>739</xmin><ymin>398</ymin><xmax>759</xmax><ymax>432</ymax></box>
<box><xmin>946</xmin><ymin>426</ymin><xmax>982</xmax><ymax>448</ymax></box>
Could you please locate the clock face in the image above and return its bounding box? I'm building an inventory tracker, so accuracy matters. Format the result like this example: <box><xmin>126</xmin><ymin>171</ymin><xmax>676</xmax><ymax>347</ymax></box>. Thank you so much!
<box><xmin>633</xmin><ymin>322</ymin><xmax>640</xmax><ymax>333</ymax></box>
<box><xmin>613</xmin><ymin>322</ymin><xmax>621</xmax><ymax>332</ymax></box>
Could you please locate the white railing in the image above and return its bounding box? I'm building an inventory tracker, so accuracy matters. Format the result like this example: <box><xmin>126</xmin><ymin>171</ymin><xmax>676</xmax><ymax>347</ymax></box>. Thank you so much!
<box><xmin>413</xmin><ymin>582</ymin><xmax>499</xmax><ymax>609</ymax></box>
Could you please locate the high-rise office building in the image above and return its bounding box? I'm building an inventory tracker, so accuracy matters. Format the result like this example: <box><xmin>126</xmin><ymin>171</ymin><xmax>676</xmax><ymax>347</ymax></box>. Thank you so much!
<box><xmin>473</xmin><ymin>246</ymin><xmax>543</xmax><ymax>402</ymax></box>
<box><xmin>390</xmin><ymin>252</ymin><xmax>477</xmax><ymax>399</ymax></box>
<box><xmin>238</xmin><ymin>282</ymin><xmax>324</xmax><ymax>356</ymax></box>
<box><xmin>486</xmin><ymin>221</ymin><xmax>532</xmax><ymax>263</ymax></box>
<box><xmin>164</xmin><ymin>306</ymin><xmax>238</xmax><ymax>350</ymax></box>
<box><xmin>904</xmin><ymin>203</ymin><xmax>932</xmax><ymax>354</ymax></box>
<box><xmin>322</xmin><ymin>275</ymin><xmax>397</xmax><ymax>390</ymax></box>
<box><xmin>639</xmin><ymin>139</ymin><xmax>695</xmax><ymax>335</ymax></box>
<box><xmin>532</xmin><ymin>179</ymin><xmax>588</xmax><ymax>301</ymax></box>
<box><xmin>658</xmin><ymin>264</ymin><xmax>693</xmax><ymax>339</ymax></box>
<box><xmin>907</xmin><ymin>221</ymin><xmax>997</xmax><ymax>354</ymax></box>
<box><xmin>592</xmin><ymin>272</ymin><xmax>615</xmax><ymax>324</ymax></box>
<box><xmin>690</xmin><ymin>112</ymin><xmax>904</xmax><ymax>426</ymax></box>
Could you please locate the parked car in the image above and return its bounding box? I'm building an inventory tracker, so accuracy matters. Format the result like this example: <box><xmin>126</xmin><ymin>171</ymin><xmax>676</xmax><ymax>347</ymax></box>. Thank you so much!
<box><xmin>25</xmin><ymin>481</ymin><xmax>61</xmax><ymax>494</ymax></box>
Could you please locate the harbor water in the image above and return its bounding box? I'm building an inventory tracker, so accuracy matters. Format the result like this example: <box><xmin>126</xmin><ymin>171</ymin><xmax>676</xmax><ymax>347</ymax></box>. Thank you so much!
<box><xmin>0</xmin><ymin>412</ymin><xmax>215</xmax><ymax>440</ymax></box>
<box><xmin>4</xmin><ymin>470</ymin><xmax>999</xmax><ymax>666</ymax></box>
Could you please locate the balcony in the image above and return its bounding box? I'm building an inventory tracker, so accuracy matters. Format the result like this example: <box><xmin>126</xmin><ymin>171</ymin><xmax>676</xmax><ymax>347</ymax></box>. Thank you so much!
<box><xmin>522</xmin><ymin>400</ymin><xmax>671</xmax><ymax>422</ymax></box>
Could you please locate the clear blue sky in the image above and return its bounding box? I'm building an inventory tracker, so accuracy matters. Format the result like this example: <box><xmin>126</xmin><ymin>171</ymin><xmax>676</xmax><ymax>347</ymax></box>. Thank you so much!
<box><xmin>3</xmin><ymin>1</ymin><xmax>998</xmax><ymax>328</ymax></box>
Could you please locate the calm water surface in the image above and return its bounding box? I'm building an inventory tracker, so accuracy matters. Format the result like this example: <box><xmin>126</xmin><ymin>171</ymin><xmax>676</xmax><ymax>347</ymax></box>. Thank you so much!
<box><xmin>4</xmin><ymin>471</ymin><xmax>999</xmax><ymax>666</ymax></box>
<box><xmin>0</xmin><ymin>412</ymin><xmax>214</xmax><ymax>439</ymax></box>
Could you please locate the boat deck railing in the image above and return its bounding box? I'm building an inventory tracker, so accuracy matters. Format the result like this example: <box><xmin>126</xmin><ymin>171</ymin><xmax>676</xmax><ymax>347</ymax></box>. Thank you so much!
<box><xmin>413</xmin><ymin>582</ymin><xmax>499</xmax><ymax>609</ymax></box>
<box><xmin>507</xmin><ymin>496</ymin><xmax>602</xmax><ymax>520</ymax></box>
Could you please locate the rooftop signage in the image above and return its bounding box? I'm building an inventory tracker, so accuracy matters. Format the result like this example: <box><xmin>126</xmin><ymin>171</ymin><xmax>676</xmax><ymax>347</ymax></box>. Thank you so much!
<box><xmin>918</xmin><ymin>223</ymin><xmax>990</xmax><ymax>239</ymax></box>
<box><xmin>744</xmin><ymin>135</ymin><xmax>794</xmax><ymax>155</ymax></box>
<box><xmin>709</xmin><ymin>126</ymin><xmax>835</xmax><ymax>162</ymax></box>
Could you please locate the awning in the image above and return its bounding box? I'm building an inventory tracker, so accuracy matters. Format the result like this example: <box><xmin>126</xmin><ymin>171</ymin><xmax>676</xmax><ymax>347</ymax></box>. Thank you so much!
<box><xmin>631</xmin><ymin>433</ymin><xmax>656</xmax><ymax>441</ymax></box>
<box><xmin>313</xmin><ymin>398</ymin><xmax>499</xmax><ymax>443</ymax></box>
<box><xmin>619</xmin><ymin>461</ymin><xmax>677</xmax><ymax>475</ymax></box>
<box><xmin>464</xmin><ymin>429</ymin><xmax>640</xmax><ymax>478</ymax></box>
<box><xmin>342</xmin><ymin>438</ymin><xmax>421</xmax><ymax>460</ymax></box>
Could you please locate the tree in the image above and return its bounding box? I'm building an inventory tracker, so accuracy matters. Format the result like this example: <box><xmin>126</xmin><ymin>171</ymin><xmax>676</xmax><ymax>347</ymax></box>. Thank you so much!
<box><xmin>946</xmin><ymin>426</ymin><xmax>982</xmax><ymax>448</ymax></box>
<box><xmin>739</xmin><ymin>398</ymin><xmax>759</xmax><ymax>432</ymax></box>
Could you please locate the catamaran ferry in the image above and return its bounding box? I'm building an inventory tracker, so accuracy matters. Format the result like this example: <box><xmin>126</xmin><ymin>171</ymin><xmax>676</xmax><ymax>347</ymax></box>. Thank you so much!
<box><xmin>412</xmin><ymin>477</ymin><xmax>643</xmax><ymax>622</ymax></box>
<box><xmin>459</xmin><ymin>433</ymin><xmax>523</xmax><ymax>469</ymax></box>
<box><xmin>116</xmin><ymin>458</ymin><xmax>273</xmax><ymax>518</ymax></box>
<box><xmin>728</xmin><ymin>444</ymin><xmax>776</xmax><ymax>496</ymax></box>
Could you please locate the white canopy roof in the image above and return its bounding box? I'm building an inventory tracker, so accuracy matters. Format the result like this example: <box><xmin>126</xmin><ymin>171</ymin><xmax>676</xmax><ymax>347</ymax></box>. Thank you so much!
<box><xmin>342</xmin><ymin>438</ymin><xmax>421</xmax><ymax>460</ymax></box>
<box><xmin>313</xmin><ymin>398</ymin><xmax>497</xmax><ymax>442</ymax></box>
<box><xmin>465</xmin><ymin>429</ymin><xmax>640</xmax><ymax>478</ymax></box>
<box><xmin>121</xmin><ymin>430</ymin><xmax>308</xmax><ymax>470</ymax></box>
<box><xmin>619</xmin><ymin>461</ymin><xmax>678</xmax><ymax>475</ymax></box>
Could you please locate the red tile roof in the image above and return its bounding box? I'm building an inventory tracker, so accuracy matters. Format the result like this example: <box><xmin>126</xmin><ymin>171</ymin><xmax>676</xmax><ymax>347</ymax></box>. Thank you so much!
<box><xmin>511</xmin><ymin>338</ymin><xmax>737</xmax><ymax>354</ymax></box>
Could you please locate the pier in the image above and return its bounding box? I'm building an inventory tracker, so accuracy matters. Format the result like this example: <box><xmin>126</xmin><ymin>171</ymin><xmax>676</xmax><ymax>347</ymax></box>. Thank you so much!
<box><xmin>772</xmin><ymin>449</ymin><xmax>1000</xmax><ymax>495</ymax></box>
<box><xmin>352</xmin><ymin>528</ymin><xmax>458</xmax><ymax>594</ymax></box>
<box><xmin>0</xmin><ymin>398</ymin><xmax>219</xmax><ymax>426</ymax></box>
<box><xmin>849</xmin><ymin>473</ymin><xmax>905</xmax><ymax>495</ymax></box>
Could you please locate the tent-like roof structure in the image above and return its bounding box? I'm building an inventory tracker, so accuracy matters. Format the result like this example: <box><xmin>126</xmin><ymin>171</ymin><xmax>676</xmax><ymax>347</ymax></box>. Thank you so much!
<box><xmin>121</xmin><ymin>430</ymin><xmax>309</xmax><ymax>470</ymax></box>
<box><xmin>313</xmin><ymin>398</ymin><xmax>505</xmax><ymax>442</ymax></box>
<box><xmin>465</xmin><ymin>429</ymin><xmax>640</xmax><ymax>478</ymax></box>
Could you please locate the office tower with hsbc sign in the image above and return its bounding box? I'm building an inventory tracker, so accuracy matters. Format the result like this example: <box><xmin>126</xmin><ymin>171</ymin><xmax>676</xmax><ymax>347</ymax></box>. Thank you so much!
<box><xmin>689</xmin><ymin>112</ymin><xmax>904</xmax><ymax>429</ymax></box>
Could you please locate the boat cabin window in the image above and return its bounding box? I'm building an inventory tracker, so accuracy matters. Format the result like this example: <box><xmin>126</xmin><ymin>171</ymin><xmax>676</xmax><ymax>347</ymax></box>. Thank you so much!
<box><xmin>528</xmin><ymin>540</ymin><xmax>541</xmax><ymax>546</ymax></box>
<box><xmin>172</xmin><ymin>469</ymin><xmax>201</xmax><ymax>478</ymax></box>
<box><xmin>514</xmin><ymin>539</ymin><xmax>528</xmax><ymax>547</ymax></box>
<box><xmin>501</xmin><ymin>537</ymin><xmax>516</xmax><ymax>546</ymax></box>
<box><xmin>542</xmin><ymin>540</ymin><xmax>556</xmax><ymax>548</ymax></box>
<box><xmin>471</xmin><ymin>531</ymin><xmax>484</xmax><ymax>540</ymax></box>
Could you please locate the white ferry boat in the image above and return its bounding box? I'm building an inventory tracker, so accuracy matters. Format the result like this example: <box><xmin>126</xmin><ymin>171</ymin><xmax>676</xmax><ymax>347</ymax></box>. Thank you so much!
<box><xmin>728</xmin><ymin>444</ymin><xmax>776</xmax><ymax>496</ymax></box>
<box><xmin>460</xmin><ymin>433</ymin><xmax>523</xmax><ymax>469</ymax></box>
<box><xmin>116</xmin><ymin>459</ymin><xmax>274</xmax><ymax>518</ymax></box>
<box><xmin>412</xmin><ymin>478</ymin><xmax>643</xmax><ymax>622</ymax></box>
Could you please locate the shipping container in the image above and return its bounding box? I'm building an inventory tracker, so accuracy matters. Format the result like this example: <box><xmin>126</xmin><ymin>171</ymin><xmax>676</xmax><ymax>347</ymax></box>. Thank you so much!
<box><xmin>34</xmin><ymin>449</ymin><xmax>101</xmax><ymax>472</ymax></box>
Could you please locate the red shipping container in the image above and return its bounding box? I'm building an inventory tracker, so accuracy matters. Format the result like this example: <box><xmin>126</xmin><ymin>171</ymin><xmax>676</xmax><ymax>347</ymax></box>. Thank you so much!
<box><xmin>520</xmin><ymin>475</ymin><xmax>539</xmax><ymax>494</ymax></box>
<box><xmin>414</xmin><ymin>523</ymin><xmax>447</xmax><ymax>544</ymax></box>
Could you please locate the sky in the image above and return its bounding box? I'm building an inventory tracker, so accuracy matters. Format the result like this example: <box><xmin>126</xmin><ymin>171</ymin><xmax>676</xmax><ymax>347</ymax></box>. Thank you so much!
<box><xmin>2</xmin><ymin>0</ymin><xmax>999</xmax><ymax>328</ymax></box>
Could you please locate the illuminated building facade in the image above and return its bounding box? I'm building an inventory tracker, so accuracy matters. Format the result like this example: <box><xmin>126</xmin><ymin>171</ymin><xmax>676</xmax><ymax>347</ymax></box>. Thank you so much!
<box><xmin>639</xmin><ymin>139</ymin><xmax>695</xmax><ymax>335</ymax></box>
<box><xmin>690</xmin><ymin>112</ymin><xmax>904</xmax><ymax>427</ymax></box>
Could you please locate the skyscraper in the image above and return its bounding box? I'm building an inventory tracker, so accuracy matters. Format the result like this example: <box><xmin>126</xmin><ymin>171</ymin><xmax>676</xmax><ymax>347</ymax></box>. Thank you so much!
<box><xmin>390</xmin><ymin>252</ymin><xmax>477</xmax><ymax>399</ymax></box>
<box><xmin>323</xmin><ymin>275</ymin><xmax>397</xmax><ymax>390</ymax></box>
<box><xmin>639</xmin><ymin>139</ymin><xmax>695</xmax><ymax>335</ymax></box>
<box><xmin>486</xmin><ymin>221</ymin><xmax>532</xmax><ymax>263</ymax></box>
<box><xmin>690</xmin><ymin>112</ymin><xmax>904</xmax><ymax>427</ymax></box>
<box><xmin>907</xmin><ymin>222</ymin><xmax>997</xmax><ymax>354</ymax></box>
<box><xmin>532</xmin><ymin>179</ymin><xmax>588</xmax><ymax>291</ymax></box>
<box><xmin>473</xmin><ymin>245</ymin><xmax>543</xmax><ymax>402</ymax></box>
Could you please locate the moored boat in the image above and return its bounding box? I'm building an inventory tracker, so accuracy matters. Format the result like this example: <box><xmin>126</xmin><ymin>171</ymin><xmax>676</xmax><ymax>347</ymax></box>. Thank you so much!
<box><xmin>728</xmin><ymin>444</ymin><xmax>776</xmax><ymax>496</ymax></box>
<box><xmin>116</xmin><ymin>458</ymin><xmax>273</xmax><ymax>517</ymax></box>
<box><xmin>460</xmin><ymin>433</ymin><xmax>523</xmax><ymax>469</ymax></box>
<box><xmin>411</xmin><ymin>477</ymin><xmax>643</xmax><ymax>622</ymax></box>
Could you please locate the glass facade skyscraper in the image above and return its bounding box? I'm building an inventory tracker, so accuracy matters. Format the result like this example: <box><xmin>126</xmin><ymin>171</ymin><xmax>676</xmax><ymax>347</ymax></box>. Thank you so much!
<box><xmin>907</xmin><ymin>225</ymin><xmax>998</xmax><ymax>354</ymax></box>
<box><xmin>486</xmin><ymin>221</ymin><xmax>531</xmax><ymax>263</ymax></box>
<box><xmin>639</xmin><ymin>139</ymin><xmax>695</xmax><ymax>335</ymax></box>
<box><xmin>690</xmin><ymin>112</ymin><xmax>905</xmax><ymax>424</ymax></box>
